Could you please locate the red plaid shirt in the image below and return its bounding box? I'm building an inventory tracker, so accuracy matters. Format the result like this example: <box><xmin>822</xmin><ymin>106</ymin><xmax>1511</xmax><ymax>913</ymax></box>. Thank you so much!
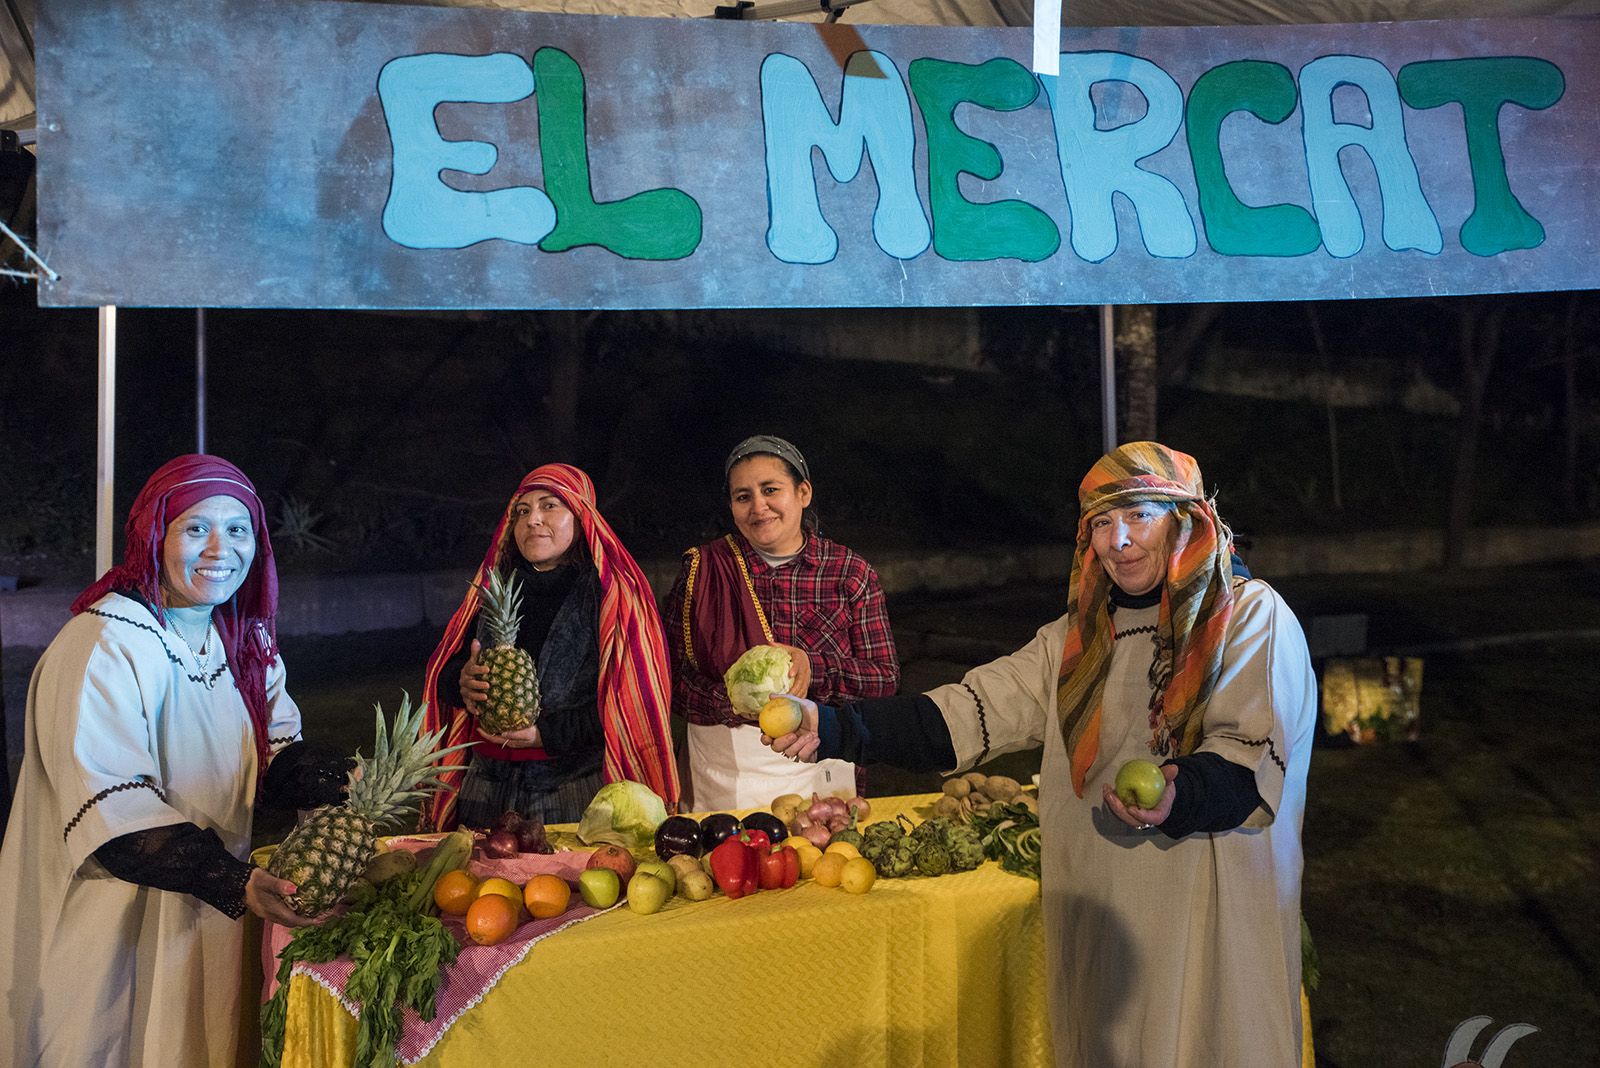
<box><xmin>664</xmin><ymin>533</ymin><xmax>900</xmax><ymax>727</ymax></box>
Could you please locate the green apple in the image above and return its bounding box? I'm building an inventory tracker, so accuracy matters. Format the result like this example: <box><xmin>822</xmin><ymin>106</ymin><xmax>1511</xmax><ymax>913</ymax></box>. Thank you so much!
<box><xmin>578</xmin><ymin>866</ymin><xmax>622</xmax><ymax>909</ymax></box>
<box><xmin>634</xmin><ymin>858</ymin><xmax>677</xmax><ymax>895</ymax></box>
<box><xmin>626</xmin><ymin>872</ymin><xmax>671</xmax><ymax>915</ymax></box>
<box><xmin>677</xmin><ymin>869</ymin><xmax>714</xmax><ymax>902</ymax></box>
<box><xmin>1114</xmin><ymin>759</ymin><xmax>1167</xmax><ymax>809</ymax></box>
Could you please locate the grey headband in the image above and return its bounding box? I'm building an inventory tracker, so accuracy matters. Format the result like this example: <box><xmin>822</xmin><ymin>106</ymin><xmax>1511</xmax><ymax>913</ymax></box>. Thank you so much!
<box><xmin>724</xmin><ymin>435</ymin><xmax>811</xmax><ymax>484</ymax></box>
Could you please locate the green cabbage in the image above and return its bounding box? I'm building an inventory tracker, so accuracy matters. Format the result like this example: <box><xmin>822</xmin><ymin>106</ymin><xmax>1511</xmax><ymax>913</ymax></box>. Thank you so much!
<box><xmin>575</xmin><ymin>781</ymin><xmax>668</xmax><ymax>850</ymax></box>
<box><xmin>722</xmin><ymin>645</ymin><xmax>793</xmax><ymax>719</ymax></box>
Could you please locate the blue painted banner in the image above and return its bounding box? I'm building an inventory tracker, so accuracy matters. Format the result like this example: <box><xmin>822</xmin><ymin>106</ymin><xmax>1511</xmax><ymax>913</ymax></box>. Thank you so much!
<box><xmin>34</xmin><ymin>0</ymin><xmax>1600</xmax><ymax>308</ymax></box>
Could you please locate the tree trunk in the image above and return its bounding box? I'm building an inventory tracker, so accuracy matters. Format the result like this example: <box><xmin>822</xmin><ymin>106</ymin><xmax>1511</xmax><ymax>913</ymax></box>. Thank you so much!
<box><xmin>1442</xmin><ymin>300</ymin><xmax>1505</xmax><ymax>571</ymax></box>
<box><xmin>543</xmin><ymin>311</ymin><xmax>586</xmax><ymax>458</ymax></box>
<box><xmin>1304</xmin><ymin>303</ymin><xmax>1343</xmax><ymax>512</ymax></box>
<box><xmin>1116</xmin><ymin>304</ymin><xmax>1159</xmax><ymax>442</ymax></box>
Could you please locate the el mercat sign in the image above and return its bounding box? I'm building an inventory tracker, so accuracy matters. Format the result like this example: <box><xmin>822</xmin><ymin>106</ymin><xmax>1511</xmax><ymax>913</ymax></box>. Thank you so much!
<box><xmin>37</xmin><ymin>0</ymin><xmax>1600</xmax><ymax>308</ymax></box>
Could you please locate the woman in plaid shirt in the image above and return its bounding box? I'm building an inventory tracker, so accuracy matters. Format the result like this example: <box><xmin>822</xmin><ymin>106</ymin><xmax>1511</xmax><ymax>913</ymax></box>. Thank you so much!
<box><xmin>663</xmin><ymin>435</ymin><xmax>900</xmax><ymax>810</ymax></box>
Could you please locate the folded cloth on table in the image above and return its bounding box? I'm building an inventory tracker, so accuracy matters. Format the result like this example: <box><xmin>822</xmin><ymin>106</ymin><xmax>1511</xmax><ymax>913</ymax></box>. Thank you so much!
<box><xmin>262</xmin><ymin>841</ymin><xmax>612</xmax><ymax>1065</ymax></box>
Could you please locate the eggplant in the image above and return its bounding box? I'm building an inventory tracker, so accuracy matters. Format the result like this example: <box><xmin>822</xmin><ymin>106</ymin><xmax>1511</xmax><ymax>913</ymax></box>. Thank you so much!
<box><xmin>698</xmin><ymin>812</ymin><xmax>742</xmax><ymax>853</ymax></box>
<box><xmin>740</xmin><ymin>811</ymin><xmax>788</xmax><ymax>844</ymax></box>
<box><xmin>654</xmin><ymin>815</ymin><xmax>703</xmax><ymax>860</ymax></box>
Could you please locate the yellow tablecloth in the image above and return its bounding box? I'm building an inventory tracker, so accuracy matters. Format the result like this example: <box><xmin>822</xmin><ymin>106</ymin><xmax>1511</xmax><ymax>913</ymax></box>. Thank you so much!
<box><xmin>274</xmin><ymin>794</ymin><xmax>1052</xmax><ymax>1068</ymax></box>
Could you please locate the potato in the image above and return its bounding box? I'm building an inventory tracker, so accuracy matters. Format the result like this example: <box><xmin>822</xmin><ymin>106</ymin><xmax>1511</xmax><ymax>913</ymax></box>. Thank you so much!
<box><xmin>1016</xmin><ymin>793</ymin><xmax>1040</xmax><ymax>814</ymax></box>
<box><xmin>961</xmin><ymin>772</ymin><xmax>989</xmax><ymax>793</ymax></box>
<box><xmin>933</xmin><ymin>795</ymin><xmax>966</xmax><ymax>821</ymax></box>
<box><xmin>941</xmin><ymin>778</ymin><xmax>972</xmax><ymax>799</ymax></box>
<box><xmin>983</xmin><ymin>775</ymin><xmax>1022</xmax><ymax>802</ymax></box>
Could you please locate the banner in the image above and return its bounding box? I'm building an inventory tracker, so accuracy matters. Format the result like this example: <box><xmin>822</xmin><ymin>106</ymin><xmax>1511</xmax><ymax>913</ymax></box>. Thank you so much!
<box><xmin>35</xmin><ymin>0</ymin><xmax>1600</xmax><ymax>308</ymax></box>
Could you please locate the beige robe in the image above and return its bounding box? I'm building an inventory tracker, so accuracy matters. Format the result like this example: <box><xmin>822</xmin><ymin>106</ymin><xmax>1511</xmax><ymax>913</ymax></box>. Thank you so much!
<box><xmin>0</xmin><ymin>593</ymin><xmax>301</xmax><ymax>1067</ymax></box>
<box><xmin>929</xmin><ymin>579</ymin><xmax>1316</xmax><ymax>1068</ymax></box>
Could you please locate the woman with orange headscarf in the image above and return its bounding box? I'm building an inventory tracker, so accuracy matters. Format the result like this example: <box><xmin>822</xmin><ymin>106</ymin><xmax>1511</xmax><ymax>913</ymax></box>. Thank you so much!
<box><xmin>423</xmin><ymin>464</ymin><xmax>678</xmax><ymax>830</ymax></box>
<box><xmin>764</xmin><ymin>443</ymin><xmax>1317</xmax><ymax>1068</ymax></box>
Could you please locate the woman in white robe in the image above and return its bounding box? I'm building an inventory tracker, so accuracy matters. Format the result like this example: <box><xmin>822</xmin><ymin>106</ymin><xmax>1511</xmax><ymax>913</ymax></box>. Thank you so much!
<box><xmin>767</xmin><ymin>442</ymin><xmax>1317</xmax><ymax>1068</ymax></box>
<box><xmin>0</xmin><ymin>455</ymin><xmax>346</xmax><ymax>1067</ymax></box>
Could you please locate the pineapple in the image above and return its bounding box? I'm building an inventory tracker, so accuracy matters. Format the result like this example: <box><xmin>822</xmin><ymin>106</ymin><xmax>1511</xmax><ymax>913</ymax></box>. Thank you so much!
<box><xmin>267</xmin><ymin>694</ymin><xmax>469</xmax><ymax>916</ymax></box>
<box><xmin>475</xmin><ymin>569</ymin><xmax>541</xmax><ymax>735</ymax></box>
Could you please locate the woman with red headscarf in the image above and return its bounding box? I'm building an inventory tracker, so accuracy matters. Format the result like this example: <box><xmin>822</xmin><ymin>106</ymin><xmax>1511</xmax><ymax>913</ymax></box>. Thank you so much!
<box><xmin>765</xmin><ymin>443</ymin><xmax>1317</xmax><ymax>1068</ymax></box>
<box><xmin>423</xmin><ymin>464</ymin><xmax>678</xmax><ymax>830</ymax></box>
<box><xmin>0</xmin><ymin>455</ymin><xmax>349</xmax><ymax>1067</ymax></box>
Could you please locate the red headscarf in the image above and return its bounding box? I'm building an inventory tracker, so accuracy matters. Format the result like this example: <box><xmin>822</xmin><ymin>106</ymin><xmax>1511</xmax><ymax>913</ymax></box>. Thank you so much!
<box><xmin>422</xmin><ymin>463</ymin><xmax>680</xmax><ymax>828</ymax></box>
<box><xmin>1056</xmin><ymin>442</ymin><xmax>1235</xmax><ymax>797</ymax></box>
<box><xmin>71</xmin><ymin>455</ymin><xmax>279</xmax><ymax>780</ymax></box>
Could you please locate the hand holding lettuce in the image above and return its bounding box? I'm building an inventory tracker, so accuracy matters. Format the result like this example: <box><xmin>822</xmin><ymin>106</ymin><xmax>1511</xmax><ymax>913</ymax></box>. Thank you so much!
<box><xmin>724</xmin><ymin>644</ymin><xmax>810</xmax><ymax>717</ymax></box>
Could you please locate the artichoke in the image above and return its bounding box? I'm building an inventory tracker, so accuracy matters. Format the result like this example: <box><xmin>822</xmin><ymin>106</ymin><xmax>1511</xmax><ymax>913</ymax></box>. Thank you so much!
<box><xmin>915</xmin><ymin>841</ymin><xmax>952</xmax><ymax>877</ymax></box>
<box><xmin>946</xmin><ymin>825</ymin><xmax>985</xmax><ymax>872</ymax></box>
<box><xmin>862</xmin><ymin>820</ymin><xmax>904</xmax><ymax>846</ymax></box>
<box><xmin>871</xmin><ymin>838</ymin><xmax>917</xmax><ymax>878</ymax></box>
<box><xmin>829</xmin><ymin>828</ymin><xmax>865</xmax><ymax>852</ymax></box>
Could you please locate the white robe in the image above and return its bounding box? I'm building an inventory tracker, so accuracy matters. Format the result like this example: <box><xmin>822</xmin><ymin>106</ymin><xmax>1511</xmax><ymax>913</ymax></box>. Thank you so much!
<box><xmin>0</xmin><ymin>593</ymin><xmax>302</xmax><ymax>1068</ymax></box>
<box><xmin>929</xmin><ymin>579</ymin><xmax>1316</xmax><ymax>1068</ymax></box>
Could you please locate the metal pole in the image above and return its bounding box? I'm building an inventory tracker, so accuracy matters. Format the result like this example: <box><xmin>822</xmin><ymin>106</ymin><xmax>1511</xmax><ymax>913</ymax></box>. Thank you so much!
<box><xmin>196</xmin><ymin>308</ymin><xmax>207</xmax><ymax>453</ymax></box>
<box><xmin>96</xmin><ymin>306</ymin><xmax>118</xmax><ymax>577</ymax></box>
<box><xmin>1099</xmin><ymin>303</ymin><xmax>1117</xmax><ymax>454</ymax></box>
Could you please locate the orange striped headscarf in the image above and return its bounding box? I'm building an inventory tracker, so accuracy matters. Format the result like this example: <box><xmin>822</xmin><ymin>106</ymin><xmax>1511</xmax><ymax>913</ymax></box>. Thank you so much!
<box><xmin>423</xmin><ymin>464</ymin><xmax>680</xmax><ymax>828</ymax></box>
<box><xmin>1057</xmin><ymin>442</ymin><xmax>1235</xmax><ymax>797</ymax></box>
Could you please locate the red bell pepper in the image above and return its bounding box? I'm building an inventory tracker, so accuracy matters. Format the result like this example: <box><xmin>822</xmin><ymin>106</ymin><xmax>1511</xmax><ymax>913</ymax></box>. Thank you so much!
<box><xmin>709</xmin><ymin>835</ymin><xmax>759</xmax><ymax>899</ymax></box>
<box><xmin>741</xmin><ymin>829</ymin><xmax>771</xmax><ymax>852</ymax></box>
<box><xmin>757</xmin><ymin>845</ymin><xmax>799</xmax><ymax>890</ymax></box>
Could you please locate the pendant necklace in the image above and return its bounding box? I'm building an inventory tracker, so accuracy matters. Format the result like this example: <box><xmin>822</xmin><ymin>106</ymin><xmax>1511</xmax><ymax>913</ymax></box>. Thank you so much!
<box><xmin>170</xmin><ymin>620</ymin><xmax>214</xmax><ymax>670</ymax></box>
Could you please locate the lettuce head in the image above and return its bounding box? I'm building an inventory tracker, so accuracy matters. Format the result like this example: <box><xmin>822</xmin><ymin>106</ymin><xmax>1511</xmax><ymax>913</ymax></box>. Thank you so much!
<box><xmin>576</xmin><ymin>780</ymin><xmax>668</xmax><ymax>850</ymax></box>
<box><xmin>723</xmin><ymin>645</ymin><xmax>794</xmax><ymax>719</ymax></box>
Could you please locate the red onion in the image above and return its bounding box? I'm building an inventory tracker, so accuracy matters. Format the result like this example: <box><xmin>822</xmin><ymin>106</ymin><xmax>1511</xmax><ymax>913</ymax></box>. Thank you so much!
<box><xmin>801</xmin><ymin>823</ymin><xmax>832</xmax><ymax>849</ymax></box>
<box><xmin>483</xmin><ymin>829</ymin><xmax>520</xmax><ymax>859</ymax></box>
<box><xmin>846</xmin><ymin>796</ymin><xmax>871</xmax><ymax>821</ymax></box>
<box><xmin>806</xmin><ymin>796</ymin><xmax>834</xmax><ymax>823</ymax></box>
<box><xmin>826</xmin><ymin>813</ymin><xmax>850</xmax><ymax>834</ymax></box>
<box><xmin>788</xmin><ymin>814</ymin><xmax>813</xmax><ymax>835</ymax></box>
<box><xmin>825</xmin><ymin>797</ymin><xmax>849</xmax><ymax>821</ymax></box>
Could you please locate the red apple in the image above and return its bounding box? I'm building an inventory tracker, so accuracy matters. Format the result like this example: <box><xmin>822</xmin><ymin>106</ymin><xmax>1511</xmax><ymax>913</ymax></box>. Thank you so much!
<box><xmin>585</xmin><ymin>843</ymin><xmax>636</xmax><ymax>884</ymax></box>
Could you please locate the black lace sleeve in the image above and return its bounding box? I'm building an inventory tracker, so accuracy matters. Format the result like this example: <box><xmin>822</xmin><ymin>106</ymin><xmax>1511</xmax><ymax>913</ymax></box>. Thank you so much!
<box><xmin>262</xmin><ymin>740</ymin><xmax>352</xmax><ymax>810</ymax></box>
<box><xmin>94</xmin><ymin>823</ymin><xmax>255</xmax><ymax>919</ymax></box>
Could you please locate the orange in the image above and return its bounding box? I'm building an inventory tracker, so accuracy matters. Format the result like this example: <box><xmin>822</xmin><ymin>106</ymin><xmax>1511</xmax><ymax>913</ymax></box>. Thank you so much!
<box><xmin>523</xmin><ymin>874</ymin><xmax>572</xmax><ymax>920</ymax></box>
<box><xmin>476</xmin><ymin>877</ymin><xmax>523</xmax><ymax>905</ymax></box>
<box><xmin>433</xmin><ymin>870</ymin><xmax>478</xmax><ymax>916</ymax></box>
<box><xmin>464</xmin><ymin>893</ymin><xmax>521</xmax><ymax>946</ymax></box>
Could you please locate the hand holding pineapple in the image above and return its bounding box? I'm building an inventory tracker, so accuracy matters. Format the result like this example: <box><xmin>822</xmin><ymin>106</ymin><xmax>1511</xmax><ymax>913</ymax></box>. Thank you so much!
<box><xmin>459</xmin><ymin>640</ymin><xmax>489</xmax><ymax>714</ymax></box>
<box><xmin>244</xmin><ymin>867</ymin><xmax>320</xmax><ymax>928</ymax></box>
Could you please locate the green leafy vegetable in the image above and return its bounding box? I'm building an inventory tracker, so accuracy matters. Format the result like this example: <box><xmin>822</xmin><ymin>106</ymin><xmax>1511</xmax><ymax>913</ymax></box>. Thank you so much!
<box><xmin>722</xmin><ymin>645</ymin><xmax>793</xmax><ymax>718</ymax></box>
<box><xmin>970</xmin><ymin>801</ymin><xmax>1042</xmax><ymax>880</ymax></box>
<box><xmin>575</xmin><ymin>780</ymin><xmax>668</xmax><ymax>850</ymax></box>
<box><xmin>260</xmin><ymin>869</ymin><xmax>460</xmax><ymax>1068</ymax></box>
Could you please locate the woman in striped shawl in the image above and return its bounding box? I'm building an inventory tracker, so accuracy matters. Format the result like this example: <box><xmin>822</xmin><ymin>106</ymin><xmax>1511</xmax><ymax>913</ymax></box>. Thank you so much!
<box><xmin>423</xmin><ymin>463</ymin><xmax>679</xmax><ymax>830</ymax></box>
<box><xmin>765</xmin><ymin>442</ymin><xmax>1318</xmax><ymax>1068</ymax></box>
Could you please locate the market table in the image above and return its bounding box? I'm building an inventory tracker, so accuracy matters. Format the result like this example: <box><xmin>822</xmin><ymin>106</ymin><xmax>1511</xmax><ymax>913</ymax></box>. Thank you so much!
<box><xmin>263</xmin><ymin>793</ymin><xmax>1052</xmax><ymax>1068</ymax></box>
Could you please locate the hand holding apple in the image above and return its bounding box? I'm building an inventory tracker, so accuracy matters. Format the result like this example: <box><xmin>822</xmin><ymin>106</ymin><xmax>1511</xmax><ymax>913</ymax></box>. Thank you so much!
<box><xmin>1102</xmin><ymin>761</ymin><xmax>1179</xmax><ymax>831</ymax></box>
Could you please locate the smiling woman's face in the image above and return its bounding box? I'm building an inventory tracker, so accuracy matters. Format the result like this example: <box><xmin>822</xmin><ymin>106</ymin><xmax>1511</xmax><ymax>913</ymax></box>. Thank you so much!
<box><xmin>161</xmin><ymin>495</ymin><xmax>256</xmax><ymax>609</ymax></box>
<box><xmin>511</xmin><ymin>490</ymin><xmax>577</xmax><ymax>569</ymax></box>
<box><xmin>728</xmin><ymin>454</ymin><xmax>812</xmax><ymax>556</ymax></box>
<box><xmin>1088</xmin><ymin>502</ymin><xmax>1175</xmax><ymax>595</ymax></box>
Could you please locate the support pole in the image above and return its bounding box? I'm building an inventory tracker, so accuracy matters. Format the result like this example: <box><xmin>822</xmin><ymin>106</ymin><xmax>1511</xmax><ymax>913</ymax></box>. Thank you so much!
<box><xmin>196</xmin><ymin>308</ymin><xmax>208</xmax><ymax>453</ymax></box>
<box><xmin>1099</xmin><ymin>304</ymin><xmax>1117</xmax><ymax>454</ymax></box>
<box><xmin>96</xmin><ymin>306</ymin><xmax>118</xmax><ymax>577</ymax></box>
